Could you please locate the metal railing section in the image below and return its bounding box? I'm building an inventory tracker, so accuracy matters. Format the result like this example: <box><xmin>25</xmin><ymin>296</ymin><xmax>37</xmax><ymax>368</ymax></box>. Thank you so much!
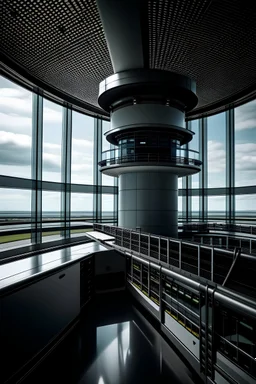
<box><xmin>99</xmin><ymin>150</ymin><xmax>202</xmax><ymax>168</ymax></box>
<box><xmin>93</xmin><ymin>223</ymin><xmax>243</xmax><ymax>285</ymax></box>
<box><xmin>182</xmin><ymin>221</ymin><xmax>256</xmax><ymax>235</ymax></box>
<box><xmin>182</xmin><ymin>222</ymin><xmax>256</xmax><ymax>255</ymax></box>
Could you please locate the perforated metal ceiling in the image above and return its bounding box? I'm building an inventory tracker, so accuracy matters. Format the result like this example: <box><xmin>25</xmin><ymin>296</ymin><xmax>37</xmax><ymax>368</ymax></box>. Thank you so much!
<box><xmin>148</xmin><ymin>0</ymin><xmax>256</xmax><ymax>117</ymax></box>
<box><xmin>1</xmin><ymin>0</ymin><xmax>256</xmax><ymax>118</ymax></box>
<box><xmin>1</xmin><ymin>0</ymin><xmax>113</xmax><ymax>115</ymax></box>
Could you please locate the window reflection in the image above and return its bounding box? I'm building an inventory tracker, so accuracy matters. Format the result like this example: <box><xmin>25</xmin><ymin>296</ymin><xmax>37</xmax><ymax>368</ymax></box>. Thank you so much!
<box><xmin>80</xmin><ymin>322</ymin><xmax>131</xmax><ymax>384</ymax></box>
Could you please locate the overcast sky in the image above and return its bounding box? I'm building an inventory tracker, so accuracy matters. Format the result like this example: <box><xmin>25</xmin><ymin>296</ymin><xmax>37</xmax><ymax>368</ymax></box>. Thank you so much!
<box><xmin>0</xmin><ymin>76</ymin><xmax>113</xmax><ymax>212</ymax></box>
<box><xmin>0</xmin><ymin>76</ymin><xmax>255</xmax><ymax>213</ymax></box>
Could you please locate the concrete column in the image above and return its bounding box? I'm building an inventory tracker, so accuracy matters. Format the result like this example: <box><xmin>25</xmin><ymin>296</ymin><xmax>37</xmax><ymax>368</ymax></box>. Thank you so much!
<box><xmin>119</xmin><ymin>172</ymin><xmax>178</xmax><ymax>237</ymax></box>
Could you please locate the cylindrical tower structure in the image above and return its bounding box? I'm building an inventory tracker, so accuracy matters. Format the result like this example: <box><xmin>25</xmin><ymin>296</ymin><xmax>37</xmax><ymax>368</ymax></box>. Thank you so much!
<box><xmin>96</xmin><ymin>0</ymin><xmax>202</xmax><ymax>237</ymax></box>
<box><xmin>98</xmin><ymin>70</ymin><xmax>201</xmax><ymax>237</ymax></box>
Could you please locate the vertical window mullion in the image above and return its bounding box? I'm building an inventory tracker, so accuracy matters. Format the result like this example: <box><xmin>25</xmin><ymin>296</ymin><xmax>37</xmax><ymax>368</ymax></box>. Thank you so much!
<box><xmin>61</xmin><ymin>105</ymin><xmax>72</xmax><ymax>238</ymax></box>
<box><xmin>226</xmin><ymin>108</ymin><xmax>235</xmax><ymax>223</ymax></box>
<box><xmin>185</xmin><ymin>121</ymin><xmax>191</xmax><ymax>222</ymax></box>
<box><xmin>31</xmin><ymin>93</ymin><xmax>43</xmax><ymax>244</ymax></box>
<box><xmin>114</xmin><ymin>175</ymin><xmax>118</xmax><ymax>225</ymax></box>
<box><xmin>199</xmin><ymin>117</ymin><xmax>207</xmax><ymax>222</ymax></box>
<box><xmin>94</xmin><ymin>118</ymin><xmax>102</xmax><ymax>222</ymax></box>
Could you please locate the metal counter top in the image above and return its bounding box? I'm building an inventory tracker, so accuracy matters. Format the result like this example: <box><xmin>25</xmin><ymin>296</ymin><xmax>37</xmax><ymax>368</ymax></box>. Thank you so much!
<box><xmin>0</xmin><ymin>242</ymin><xmax>107</xmax><ymax>292</ymax></box>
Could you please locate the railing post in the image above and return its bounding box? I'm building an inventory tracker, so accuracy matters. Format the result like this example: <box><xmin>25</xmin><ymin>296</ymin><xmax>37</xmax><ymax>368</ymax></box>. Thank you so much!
<box><xmin>148</xmin><ymin>263</ymin><xmax>150</xmax><ymax>293</ymax></box>
<box><xmin>159</xmin><ymin>237</ymin><xmax>161</xmax><ymax>262</ymax></box>
<box><xmin>179</xmin><ymin>240</ymin><xmax>182</xmax><ymax>269</ymax></box>
<box><xmin>211</xmin><ymin>248</ymin><xmax>214</xmax><ymax>281</ymax></box>
<box><xmin>131</xmin><ymin>256</ymin><xmax>133</xmax><ymax>280</ymax></box>
<box><xmin>198</xmin><ymin>244</ymin><xmax>200</xmax><ymax>276</ymax></box>
<box><xmin>130</xmin><ymin>229</ymin><xmax>132</xmax><ymax>251</ymax></box>
<box><xmin>148</xmin><ymin>235</ymin><xmax>151</xmax><ymax>257</ymax></box>
<box><xmin>167</xmin><ymin>239</ymin><xmax>169</xmax><ymax>264</ymax></box>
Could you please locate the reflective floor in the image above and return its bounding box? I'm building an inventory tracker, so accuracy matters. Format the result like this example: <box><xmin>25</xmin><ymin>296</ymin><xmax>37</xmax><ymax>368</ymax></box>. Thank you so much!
<box><xmin>22</xmin><ymin>292</ymin><xmax>200</xmax><ymax>384</ymax></box>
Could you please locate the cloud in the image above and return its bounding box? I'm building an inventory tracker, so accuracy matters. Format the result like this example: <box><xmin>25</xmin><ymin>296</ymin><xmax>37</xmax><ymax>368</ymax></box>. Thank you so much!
<box><xmin>235</xmin><ymin>100</ymin><xmax>256</xmax><ymax>131</ymax></box>
<box><xmin>0</xmin><ymin>189</ymin><xmax>31</xmax><ymax>211</ymax></box>
<box><xmin>0</xmin><ymin>130</ymin><xmax>94</xmax><ymax>180</ymax></box>
<box><xmin>43</xmin><ymin>154</ymin><xmax>61</xmax><ymax>172</ymax></box>
<box><xmin>0</xmin><ymin>92</ymin><xmax>62</xmax><ymax>132</ymax></box>
<box><xmin>0</xmin><ymin>77</ymin><xmax>20</xmax><ymax>89</ymax></box>
<box><xmin>198</xmin><ymin>139</ymin><xmax>256</xmax><ymax>187</ymax></box>
<box><xmin>71</xmin><ymin>164</ymin><xmax>93</xmax><ymax>172</ymax></box>
<box><xmin>0</xmin><ymin>88</ymin><xmax>32</xmax><ymax>118</ymax></box>
<box><xmin>235</xmin><ymin>143</ymin><xmax>256</xmax><ymax>171</ymax></box>
<box><xmin>0</xmin><ymin>112</ymin><xmax>32</xmax><ymax>135</ymax></box>
<box><xmin>0</xmin><ymin>131</ymin><xmax>61</xmax><ymax>172</ymax></box>
<box><xmin>43</xmin><ymin>106</ymin><xmax>62</xmax><ymax>123</ymax></box>
<box><xmin>207</xmin><ymin>140</ymin><xmax>226</xmax><ymax>173</ymax></box>
<box><xmin>236</xmin><ymin>194</ymin><xmax>256</xmax><ymax>201</ymax></box>
<box><xmin>208</xmin><ymin>196</ymin><xmax>225</xmax><ymax>211</ymax></box>
<box><xmin>0</xmin><ymin>131</ymin><xmax>31</xmax><ymax>166</ymax></box>
<box><xmin>192</xmin><ymin>180</ymin><xmax>199</xmax><ymax>188</ymax></box>
<box><xmin>72</xmin><ymin>138</ymin><xmax>93</xmax><ymax>149</ymax></box>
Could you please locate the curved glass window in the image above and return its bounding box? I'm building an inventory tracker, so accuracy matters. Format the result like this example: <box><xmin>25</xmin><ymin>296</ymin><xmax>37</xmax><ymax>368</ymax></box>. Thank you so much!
<box><xmin>0</xmin><ymin>188</ymin><xmax>31</xmax><ymax>245</ymax></box>
<box><xmin>71</xmin><ymin>111</ymin><xmax>94</xmax><ymax>185</ymax></box>
<box><xmin>235</xmin><ymin>100</ymin><xmax>256</xmax><ymax>187</ymax></box>
<box><xmin>236</xmin><ymin>194</ymin><xmax>256</xmax><ymax>224</ymax></box>
<box><xmin>0</xmin><ymin>77</ymin><xmax>32</xmax><ymax>179</ymax></box>
<box><xmin>42</xmin><ymin>99</ymin><xmax>63</xmax><ymax>182</ymax></box>
<box><xmin>102</xmin><ymin>194</ymin><xmax>114</xmax><ymax>223</ymax></box>
<box><xmin>71</xmin><ymin>193</ymin><xmax>94</xmax><ymax>220</ymax></box>
<box><xmin>208</xmin><ymin>196</ymin><xmax>226</xmax><ymax>221</ymax></box>
<box><xmin>102</xmin><ymin>120</ymin><xmax>114</xmax><ymax>186</ymax></box>
<box><xmin>207</xmin><ymin>112</ymin><xmax>226</xmax><ymax>188</ymax></box>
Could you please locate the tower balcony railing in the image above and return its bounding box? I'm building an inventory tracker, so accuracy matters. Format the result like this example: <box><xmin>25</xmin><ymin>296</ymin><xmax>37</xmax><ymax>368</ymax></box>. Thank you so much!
<box><xmin>99</xmin><ymin>148</ymin><xmax>202</xmax><ymax>168</ymax></box>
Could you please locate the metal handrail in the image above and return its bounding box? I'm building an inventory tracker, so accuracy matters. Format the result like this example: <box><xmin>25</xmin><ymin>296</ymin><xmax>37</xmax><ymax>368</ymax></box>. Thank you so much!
<box><xmin>99</xmin><ymin>153</ymin><xmax>202</xmax><ymax>167</ymax></box>
<box><xmin>93</xmin><ymin>224</ymin><xmax>256</xmax><ymax>292</ymax></box>
<box><xmin>182</xmin><ymin>222</ymin><xmax>256</xmax><ymax>236</ymax></box>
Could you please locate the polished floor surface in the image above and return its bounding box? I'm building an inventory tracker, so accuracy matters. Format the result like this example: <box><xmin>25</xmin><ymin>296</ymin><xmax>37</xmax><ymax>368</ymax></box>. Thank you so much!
<box><xmin>22</xmin><ymin>292</ymin><xmax>200</xmax><ymax>384</ymax></box>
